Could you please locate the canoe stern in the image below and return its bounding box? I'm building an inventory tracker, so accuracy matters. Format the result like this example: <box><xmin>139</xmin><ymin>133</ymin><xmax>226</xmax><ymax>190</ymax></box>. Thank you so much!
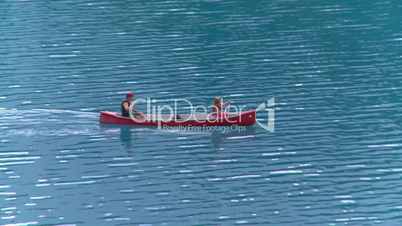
<box><xmin>237</xmin><ymin>110</ymin><xmax>256</xmax><ymax>126</ymax></box>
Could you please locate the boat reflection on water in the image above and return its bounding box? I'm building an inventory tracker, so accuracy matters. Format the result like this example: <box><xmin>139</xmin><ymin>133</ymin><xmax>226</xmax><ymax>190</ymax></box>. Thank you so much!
<box><xmin>100</xmin><ymin>124</ymin><xmax>256</xmax><ymax>151</ymax></box>
<box><xmin>119</xmin><ymin>126</ymin><xmax>133</xmax><ymax>149</ymax></box>
<box><xmin>99</xmin><ymin>124</ymin><xmax>136</xmax><ymax>150</ymax></box>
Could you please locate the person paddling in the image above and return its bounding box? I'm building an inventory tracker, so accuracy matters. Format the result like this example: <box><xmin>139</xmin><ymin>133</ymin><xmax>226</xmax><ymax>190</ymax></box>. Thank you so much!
<box><xmin>212</xmin><ymin>96</ymin><xmax>229</xmax><ymax>117</ymax></box>
<box><xmin>121</xmin><ymin>92</ymin><xmax>145</xmax><ymax>119</ymax></box>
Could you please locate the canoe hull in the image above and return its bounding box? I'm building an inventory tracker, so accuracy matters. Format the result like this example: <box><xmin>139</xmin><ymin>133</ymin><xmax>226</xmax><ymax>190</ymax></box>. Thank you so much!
<box><xmin>99</xmin><ymin>111</ymin><xmax>256</xmax><ymax>127</ymax></box>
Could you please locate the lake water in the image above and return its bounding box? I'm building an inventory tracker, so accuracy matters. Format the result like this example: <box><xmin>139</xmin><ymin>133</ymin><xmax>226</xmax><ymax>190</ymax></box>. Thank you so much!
<box><xmin>2</xmin><ymin>0</ymin><xmax>402</xmax><ymax>225</ymax></box>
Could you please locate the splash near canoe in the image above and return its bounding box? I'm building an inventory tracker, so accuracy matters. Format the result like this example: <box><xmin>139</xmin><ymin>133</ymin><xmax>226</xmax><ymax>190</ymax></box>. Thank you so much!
<box><xmin>99</xmin><ymin>110</ymin><xmax>256</xmax><ymax>127</ymax></box>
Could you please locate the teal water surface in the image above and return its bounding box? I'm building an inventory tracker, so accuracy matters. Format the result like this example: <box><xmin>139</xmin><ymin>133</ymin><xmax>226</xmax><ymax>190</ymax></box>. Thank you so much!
<box><xmin>2</xmin><ymin>0</ymin><xmax>402</xmax><ymax>225</ymax></box>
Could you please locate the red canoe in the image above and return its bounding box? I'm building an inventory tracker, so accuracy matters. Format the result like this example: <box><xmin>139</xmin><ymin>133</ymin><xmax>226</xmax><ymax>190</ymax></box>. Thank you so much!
<box><xmin>100</xmin><ymin>110</ymin><xmax>256</xmax><ymax>127</ymax></box>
